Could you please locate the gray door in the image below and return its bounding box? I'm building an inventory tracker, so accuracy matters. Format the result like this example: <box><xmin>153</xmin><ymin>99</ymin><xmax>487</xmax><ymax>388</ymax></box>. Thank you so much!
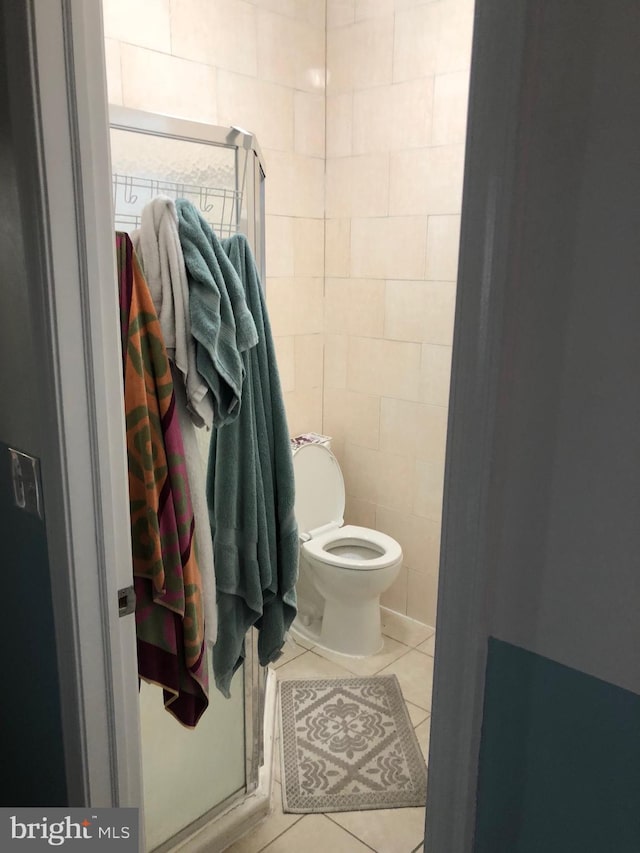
<box><xmin>0</xmin><ymin>0</ymin><xmax>141</xmax><ymax>809</ymax></box>
<box><xmin>427</xmin><ymin>2</ymin><xmax>640</xmax><ymax>851</ymax></box>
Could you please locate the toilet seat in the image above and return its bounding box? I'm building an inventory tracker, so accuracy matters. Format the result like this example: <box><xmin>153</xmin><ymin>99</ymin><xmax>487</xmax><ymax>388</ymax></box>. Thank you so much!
<box><xmin>303</xmin><ymin>525</ymin><xmax>402</xmax><ymax>571</ymax></box>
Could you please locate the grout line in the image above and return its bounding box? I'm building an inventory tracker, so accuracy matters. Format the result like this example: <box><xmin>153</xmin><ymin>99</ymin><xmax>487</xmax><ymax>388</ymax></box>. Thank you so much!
<box><xmin>255</xmin><ymin>814</ymin><xmax>305</xmax><ymax>853</ymax></box>
<box><xmin>323</xmin><ymin>814</ymin><xmax>379</xmax><ymax>852</ymax></box>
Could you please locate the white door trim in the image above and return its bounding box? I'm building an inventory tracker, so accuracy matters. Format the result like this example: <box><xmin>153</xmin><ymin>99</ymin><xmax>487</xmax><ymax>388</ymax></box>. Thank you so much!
<box><xmin>425</xmin><ymin>2</ymin><xmax>529</xmax><ymax>850</ymax></box>
<box><xmin>4</xmin><ymin>0</ymin><xmax>141</xmax><ymax>807</ymax></box>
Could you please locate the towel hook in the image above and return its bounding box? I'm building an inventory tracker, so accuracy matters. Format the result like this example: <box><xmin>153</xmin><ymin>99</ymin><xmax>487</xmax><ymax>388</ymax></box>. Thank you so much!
<box><xmin>200</xmin><ymin>187</ymin><xmax>214</xmax><ymax>213</ymax></box>
<box><xmin>123</xmin><ymin>175</ymin><xmax>138</xmax><ymax>205</ymax></box>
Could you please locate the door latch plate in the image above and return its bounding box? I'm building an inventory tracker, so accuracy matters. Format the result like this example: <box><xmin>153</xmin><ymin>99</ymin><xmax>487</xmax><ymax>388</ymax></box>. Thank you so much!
<box><xmin>9</xmin><ymin>447</ymin><xmax>43</xmax><ymax>519</ymax></box>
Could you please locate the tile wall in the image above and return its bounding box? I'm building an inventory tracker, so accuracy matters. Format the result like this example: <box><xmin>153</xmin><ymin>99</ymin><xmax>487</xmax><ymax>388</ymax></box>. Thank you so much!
<box><xmin>103</xmin><ymin>0</ymin><xmax>474</xmax><ymax>626</ymax></box>
<box><xmin>103</xmin><ymin>0</ymin><xmax>327</xmax><ymax>437</ymax></box>
<box><xmin>324</xmin><ymin>0</ymin><xmax>473</xmax><ymax>624</ymax></box>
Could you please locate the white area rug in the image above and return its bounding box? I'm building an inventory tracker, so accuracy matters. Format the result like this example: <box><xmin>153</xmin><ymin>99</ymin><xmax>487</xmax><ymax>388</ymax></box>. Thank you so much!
<box><xmin>279</xmin><ymin>675</ymin><xmax>427</xmax><ymax>813</ymax></box>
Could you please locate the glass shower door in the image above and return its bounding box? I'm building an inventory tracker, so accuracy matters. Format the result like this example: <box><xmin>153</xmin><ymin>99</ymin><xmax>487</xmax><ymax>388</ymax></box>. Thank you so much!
<box><xmin>109</xmin><ymin>121</ymin><xmax>248</xmax><ymax>851</ymax></box>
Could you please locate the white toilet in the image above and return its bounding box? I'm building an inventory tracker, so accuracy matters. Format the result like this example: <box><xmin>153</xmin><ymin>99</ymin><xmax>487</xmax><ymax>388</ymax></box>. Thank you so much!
<box><xmin>291</xmin><ymin>439</ymin><xmax>403</xmax><ymax>657</ymax></box>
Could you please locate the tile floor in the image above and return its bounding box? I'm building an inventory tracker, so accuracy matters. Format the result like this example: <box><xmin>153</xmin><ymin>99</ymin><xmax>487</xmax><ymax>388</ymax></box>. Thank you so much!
<box><xmin>226</xmin><ymin>610</ymin><xmax>435</xmax><ymax>853</ymax></box>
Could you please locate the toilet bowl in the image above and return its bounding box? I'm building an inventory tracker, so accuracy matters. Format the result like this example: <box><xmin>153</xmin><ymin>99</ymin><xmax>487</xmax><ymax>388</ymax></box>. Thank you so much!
<box><xmin>291</xmin><ymin>441</ymin><xmax>403</xmax><ymax>657</ymax></box>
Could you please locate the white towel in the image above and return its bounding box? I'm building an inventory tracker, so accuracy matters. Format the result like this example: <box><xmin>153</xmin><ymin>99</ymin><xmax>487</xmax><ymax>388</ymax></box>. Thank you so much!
<box><xmin>171</xmin><ymin>366</ymin><xmax>218</xmax><ymax>645</ymax></box>
<box><xmin>132</xmin><ymin>197</ymin><xmax>213</xmax><ymax>429</ymax></box>
<box><xmin>133</xmin><ymin>198</ymin><xmax>218</xmax><ymax>645</ymax></box>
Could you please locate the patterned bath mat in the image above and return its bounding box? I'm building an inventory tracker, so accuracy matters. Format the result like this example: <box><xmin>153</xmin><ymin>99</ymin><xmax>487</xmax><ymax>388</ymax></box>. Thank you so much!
<box><xmin>278</xmin><ymin>675</ymin><xmax>427</xmax><ymax>813</ymax></box>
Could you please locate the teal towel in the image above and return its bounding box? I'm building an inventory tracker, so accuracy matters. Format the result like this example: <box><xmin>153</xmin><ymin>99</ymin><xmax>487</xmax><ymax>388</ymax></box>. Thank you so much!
<box><xmin>176</xmin><ymin>199</ymin><xmax>258</xmax><ymax>426</ymax></box>
<box><xmin>208</xmin><ymin>232</ymin><xmax>298</xmax><ymax>697</ymax></box>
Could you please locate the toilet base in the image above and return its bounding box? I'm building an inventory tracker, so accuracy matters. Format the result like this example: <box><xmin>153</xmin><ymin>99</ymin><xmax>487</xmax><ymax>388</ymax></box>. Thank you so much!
<box><xmin>290</xmin><ymin>609</ymin><xmax>384</xmax><ymax>659</ymax></box>
<box><xmin>320</xmin><ymin>595</ymin><xmax>384</xmax><ymax>657</ymax></box>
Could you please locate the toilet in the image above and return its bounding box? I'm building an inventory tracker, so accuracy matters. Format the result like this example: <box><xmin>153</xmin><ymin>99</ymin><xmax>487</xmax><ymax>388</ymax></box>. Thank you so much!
<box><xmin>291</xmin><ymin>438</ymin><xmax>403</xmax><ymax>657</ymax></box>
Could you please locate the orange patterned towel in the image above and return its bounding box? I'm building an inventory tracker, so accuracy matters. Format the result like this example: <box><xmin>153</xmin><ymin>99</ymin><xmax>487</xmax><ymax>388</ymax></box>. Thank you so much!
<box><xmin>116</xmin><ymin>232</ymin><xmax>208</xmax><ymax>727</ymax></box>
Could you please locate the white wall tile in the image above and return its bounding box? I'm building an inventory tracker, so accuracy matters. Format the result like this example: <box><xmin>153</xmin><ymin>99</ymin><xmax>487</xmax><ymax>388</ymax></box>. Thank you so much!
<box><xmin>425</xmin><ymin>214</ymin><xmax>461</xmax><ymax>281</ymax></box>
<box><xmin>436</xmin><ymin>0</ymin><xmax>474</xmax><ymax>74</ymax></box>
<box><xmin>327</xmin><ymin>0</ymin><xmax>355</xmax><ymax>27</ymax></box>
<box><xmin>324</xmin><ymin>388</ymin><xmax>381</xmax><ymax>449</ymax></box>
<box><xmin>326</xmin><ymin>93</ymin><xmax>353</xmax><ymax>157</ymax></box>
<box><xmin>170</xmin><ymin>0</ymin><xmax>258</xmax><ymax>75</ymax></box>
<box><xmin>407</xmin><ymin>567</ymin><xmax>439</xmax><ymax>625</ymax></box>
<box><xmin>355</xmin><ymin>0</ymin><xmax>394</xmax><ymax>20</ymax></box>
<box><xmin>352</xmin><ymin>79</ymin><xmax>434</xmax><ymax>153</ymax></box>
<box><xmin>293</xmin><ymin>218</ymin><xmax>325</xmax><ymax>277</ymax></box>
<box><xmin>389</xmin><ymin>145</ymin><xmax>464</xmax><ymax>216</ymax></box>
<box><xmin>384</xmin><ymin>279</ymin><xmax>456</xmax><ymax>345</ymax></box>
<box><xmin>120</xmin><ymin>45</ymin><xmax>217</xmax><ymax>123</ymax></box>
<box><xmin>379</xmin><ymin>397</ymin><xmax>448</xmax><ymax>459</ymax></box>
<box><xmin>393</xmin><ymin>4</ymin><xmax>440</xmax><ymax>82</ymax></box>
<box><xmin>327</xmin><ymin>18</ymin><xmax>394</xmax><ymax>92</ymax></box>
<box><xmin>325</xmin><ymin>278</ymin><xmax>386</xmax><ymax>337</ymax></box>
<box><xmin>345</xmin><ymin>494</ymin><xmax>377</xmax><ymax>527</ymax></box>
<box><xmin>376</xmin><ymin>450</ymin><xmax>416</xmax><ymax>511</ymax></box>
<box><xmin>376</xmin><ymin>506</ymin><xmax>441</xmax><ymax>573</ymax></box>
<box><xmin>326</xmin><ymin>154</ymin><xmax>390</xmax><ymax>218</ymax></box>
<box><xmin>325</xmin><ymin>219</ymin><xmax>351</xmax><ymax>277</ymax></box>
<box><xmin>264</xmin><ymin>150</ymin><xmax>325</xmax><ymax>217</ymax></box>
<box><xmin>394</xmin><ymin>0</ymin><xmax>440</xmax><ymax>9</ymax></box>
<box><xmin>104</xmin><ymin>38</ymin><xmax>123</xmax><ymax>105</ymax></box>
<box><xmin>247</xmin><ymin>0</ymin><xmax>325</xmax><ymax>26</ymax></box>
<box><xmin>381</xmin><ymin>565</ymin><xmax>408</xmax><ymax>614</ymax></box>
<box><xmin>284</xmin><ymin>387</ymin><xmax>324</xmax><ymax>436</ymax></box>
<box><xmin>274</xmin><ymin>336</ymin><xmax>296</xmax><ymax>392</ymax></box>
<box><xmin>267</xmin><ymin>277</ymin><xmax>324</xmax><ymax>335</ymax></box>
<box><xmin>266</xmin><ymin>215</ymin><xmax>295</xmax><ymax>277</ymax></box>
<box><xmin>294</xmin><ymin>334</ymin><xmax>324</xmax><ymax>388</ymax></box>
<box><xmin>340</xmin><ymin>444</ymin><xmax>379</xmax><ymax>500</ymax></box>
<box><xmin>347</xmin><ymin>337</ymin><xmax>422</xmax><ymax>401</ymax></box>
<box><xmin>350</xmin><ymin>216</ymin><xmax>428</xmax><ymax>280</ymax></box>
<box><xmin>413</xmin><ymin>457</ymin><xmax>445</xmax><ymax>521</ymax></box>
<box><xmin>257</xmin><ymin>9</ymin><xmax>325</xmax><ymax>92</ymax></box>
<box><xmin>103</xmin><ymin>0</ymin><xmax>171</xmax><ymax>52</ymax></box>
<box><xmin>217</xmin><ymin>72</ymin><xmax>294</xmax><ymax>152</ymax></box>
<box><xmin>324</xmin><ymin>334</ymin><xmax>349</xmax><ymax>389</ymax></box>
<box><xmin>419</xmin><ymin>343</ymin><xmax>452</xmax><ymax>406</ymax></box>
<box><xmin>294</xmin><ymin>91</ymin><xmax>326</xmax><ymax>157</ymax></box>
<box><xmin>431</xmin><ymin>70</ymin><xmax>471</xmax><ymax>145</ymax></box>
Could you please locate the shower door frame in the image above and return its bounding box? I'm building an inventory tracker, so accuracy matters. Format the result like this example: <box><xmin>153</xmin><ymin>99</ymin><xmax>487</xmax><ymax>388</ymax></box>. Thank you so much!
<box><xmin>108</xmin><ymin>105</ymin><xmax>269</xmax><ymax>805</ymax></box>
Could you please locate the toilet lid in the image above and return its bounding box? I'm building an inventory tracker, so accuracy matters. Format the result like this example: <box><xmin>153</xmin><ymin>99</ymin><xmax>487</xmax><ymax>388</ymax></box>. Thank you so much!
<box><xmin>292</xmin><ymin>443</ymin><xmax>345</xmax><ymax>537</ymax></box>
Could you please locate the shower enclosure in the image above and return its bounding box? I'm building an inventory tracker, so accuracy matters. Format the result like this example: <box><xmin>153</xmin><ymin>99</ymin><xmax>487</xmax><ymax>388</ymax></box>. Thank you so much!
<box><xmin>109</xmin><ymin>106</ymin><xmax>270</xmax><ymax>852</ymax></box>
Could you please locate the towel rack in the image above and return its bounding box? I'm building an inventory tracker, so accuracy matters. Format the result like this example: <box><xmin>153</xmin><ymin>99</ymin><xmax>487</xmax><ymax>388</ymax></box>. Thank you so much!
<box><xmin>112</xmin><ymin>173</ymin><xmax>241</xmax><ymax>236</ymax></box>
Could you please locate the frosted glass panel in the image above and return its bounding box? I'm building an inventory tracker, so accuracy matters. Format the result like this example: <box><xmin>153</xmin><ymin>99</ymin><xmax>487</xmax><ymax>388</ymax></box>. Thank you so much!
<box><xmin>140</xmin><ymin>664</ymin><xmax>245</xmax><ymax>851</ymax></box>
<box><xmin>110</xmin><ymin>127</ymin><xmax>241</xmax><ymax>236</ymax></box>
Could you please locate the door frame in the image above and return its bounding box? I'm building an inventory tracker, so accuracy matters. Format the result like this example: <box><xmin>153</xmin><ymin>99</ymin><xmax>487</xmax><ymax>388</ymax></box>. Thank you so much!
<box><xmin>4</xmin><ymin>0</ymin><xmax>142</xmax><ymax>808</ymax></box>
<box><xmin>425</xmin><ymin>2</ymin><xmax>528</xmax><ymax>850</ymax></box>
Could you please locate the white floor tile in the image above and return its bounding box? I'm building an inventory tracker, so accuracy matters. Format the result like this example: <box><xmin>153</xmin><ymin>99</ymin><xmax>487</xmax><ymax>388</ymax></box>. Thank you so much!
<box><xmin>416</xmin><ymin>634</ymin><xmax>435</xmax><ymax>657</ymax></box>
<box><xmin>378</xmin><ymin>649</ymin><xmax>434</xmax><ymax>711</ymax></box>
<box><xmin>262</xmin><ymin>814</ymin><xmax>373</xmax><ymax>852</ymax></box>
<box><xmin>381</xmin><ymin>609</ymin><xmax>434</xmax><ymax>648</ymax></box>
<box><xmin>406</xmin><ymin>701</ymin><xmax>430</xmax><ymax>728</ymax></box>
<box><xmin>311</xmin><ymin>635</ymin><xmax>412</xmax><ymax>677</ymax></box>
<box><xmin>329</xmin><ymin>806</ymin><xmax>426</xmax><ymax>853</ymax></box>
<box><xmin>274</xmin><ymin>650</ymin><xmax>355</xmax><ymax>682</ymax></box>
<box><xmin>414</xmin><ymin>717</ymin><xmax>431</xmax><ymax>765</ymax></box>
<box><xmin>270</xmin><ymin>639</ymin><xmax>308</xmax><ymax>670</ymax></box>
<box><xmin>224</xmin><ymin>783</ymin><xmax>302</xmax><ymax>853</ymax></box>
<box><xmin>289</xmin><ymin>630</ymin><xmax>315</xmax><ymax>650</ymax></box>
